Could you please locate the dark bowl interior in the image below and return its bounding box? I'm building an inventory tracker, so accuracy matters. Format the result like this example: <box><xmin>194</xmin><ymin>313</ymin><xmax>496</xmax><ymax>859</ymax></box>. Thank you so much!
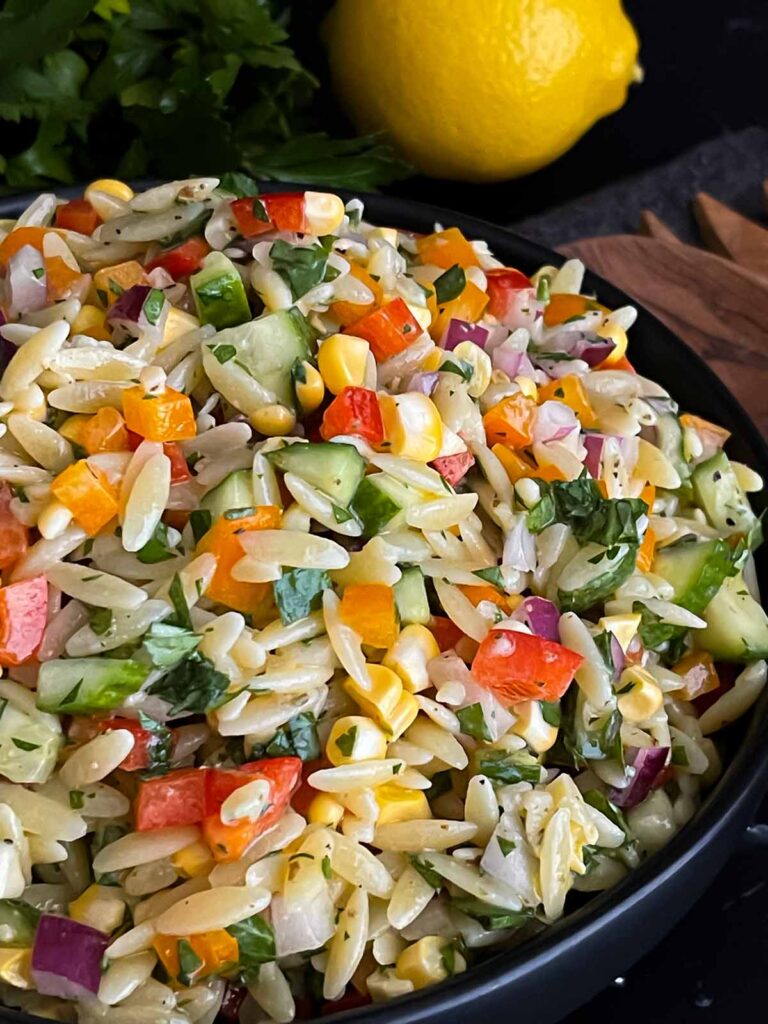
<box><xmin>1</xmin><ymin>186</ymin><xmax>767</xmax><ymax>1024</ymax></box>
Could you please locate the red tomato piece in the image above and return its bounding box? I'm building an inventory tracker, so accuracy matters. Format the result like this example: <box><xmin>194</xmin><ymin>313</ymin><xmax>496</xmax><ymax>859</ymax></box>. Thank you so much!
<box><xmin>54</xmin><ymin>199</ymin><xmax>101</xmax><ymax>235</ymax></box>
<box><xmin>0</xmin><ymin>575</ymin><xmax>48</xmax><ymax>667</ymax></box>
<box><xmin>346</xmin><ymin>298</ymin><xmax>421</xmax><ymax>362</ymax></box>
<box><xmin>320</xmin><ymin>387</ymin><xmax>384</xmax><ymax>444</ymax></box>
<box><xmin>430</xmin><ymin>450</ymin><xmax>476</xmax><ymax>486</ymax></box>
<box><xmin>145</xmin><ymin>237</ymin><xmax>210</xmax><ymax>279</ymax></box>
<box><xmin>96</xmin><ymin>717</ymin><xmax>176</xmax><ymax>772</ymax></box>
<box><xmin>163</xmin><ymin>443</ymin><xmax>191</xmax><ymax>483</ymax></box>
<box><xmin>134</xmin><ymin>767</ymin><xmax>209</xmax><ymax>831</ymax></box>
<box><xmin>485</xmin><ymin>268</ymin><xmax>533</xmax><ymax>322</ymax></box>
<box><xmin>472</xmin><ymin>629</ymin><xmax>584</xmax><ymax>704</ymax></box>
<box><xmin>0</xmin><ymin>483</ymin><xmax>29</xmax><ymax>570</ymax></box>
<box><xmin>230</xmin><ymin>194</ymin><xmax>307</xmax><ymax>237</ymax></box>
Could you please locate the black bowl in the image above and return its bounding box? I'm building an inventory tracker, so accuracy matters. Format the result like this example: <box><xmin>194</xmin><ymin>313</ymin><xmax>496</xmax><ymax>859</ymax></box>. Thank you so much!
<box><xmin>1</xmin><ymin>187</ymin><xmax>767</xmax><ymax>1024</ymax></box>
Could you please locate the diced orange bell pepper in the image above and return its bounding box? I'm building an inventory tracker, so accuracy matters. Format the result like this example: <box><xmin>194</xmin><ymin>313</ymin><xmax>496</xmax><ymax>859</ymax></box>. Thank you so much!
<box><xmin>339</xmin><ymin>583</ymin><xmax>399</xmax><ymax>648</ymax></box>
<box><xmin>416</xmin><ymin>227</ymin><xmax>479</xmax><ymax>270</ymax></box>
<box><xmin>636</xmin><ymin>527</ymin><xmax>656</xmax><ymax>572</ymax></box>
<box><xmin>458</xmin><ymin>584</ymin><xmax>521</xmax><ymax>614</ymax></box>
<box><xmin>0</xmin><ymin>575</ymin><xmax>47</xmax><ymax>667</ymax></box>
<box><xmin>153</xmin><ymin>929</ymin><xmax>239</xmax><ymax>985</ymax></box>
<box><xmin>639</xmin><ymin>483</ymin><xmax>656</xmax><ymax>510</ymax></box>
<box><xmin>428</xmin><ymin>280</ymin><xmax>489</xmax><ymax>340</ymax></box>
<box><xmin>0</xmin><ymin>227</ymin><xmax>49</xmax><ymax>267</ymax></box>
<box><xmin>608</xmin><ymin>355</ymin><xmax>636</xmax><ymax>374</ymax></box>
<box><xmin>679</xmin><ymin>413</ymin><xmax>731</xmax><ymax>451</ymax></box>
<box><xmin>0</xmin><ymin>483</ymin><xmax>28</xmax><ymax>571</ymax></box>
<box><xmin>346</xmin><ymin>297</ymin><xmax>421</xmax><ymax>362</ymax></box>
<box><xmin>122</xmin><ymin>386</ymin><xmax>196</xmax><ymax>442</ymax></box>
<box><xmin>671</xmin><ymin>650</ymin><xmax>721</xmax><ymax>702</ymax></box>
<box><xmin>196</xmin><ymin>506</ymin><xmax>281</xmax><ymax>614</ymax></box>
<box><xmin>329</xmin><ymin>263</ymin><xmax>383</xmax><ymax>327</ymax></box>
<box><xmin>51</xmin><ymin>460</ymin><xmax>118</xmax><ymax>536</ymax></box>
<box><xmin>54</xmin><ymin>199</ymin><xmax>101</xmax><ymax>235</ymax></box>
<box><xmin>45</xmin><ymin>256</ymin><xmax>86</xmax><ymax>302</ymax></box>
<box><xmin>483</xmin><ymin>394</ymin><xmax>537</xmax><ymax>448</ymax></box>
<box><xmin>543</xmin><ymin>293</ymin><xmax>608</xmax><ymax>327</ymax></box>
<box><xmin>60</xmin><ymin>408</ymin><xmax>129</xmax><ymax>456</ymax></box>
<box><xmin>538</xmin><ymin>375</ymin><xmax>597</xmax><ymax>429</ymax></box>
<box><xmin>93</xmin><ymin>261</ymin><xmax>148</xmax><ymax>307</ymax></box>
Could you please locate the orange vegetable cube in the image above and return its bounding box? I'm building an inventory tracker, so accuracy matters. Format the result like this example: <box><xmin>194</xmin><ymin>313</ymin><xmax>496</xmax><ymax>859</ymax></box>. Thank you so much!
<box><xmin>346</xmin><ymin>298</ymin><xmax>421</xmax><ymax>363</ymax></box>
<box><xmin>61</xmin><ymin>408</ymin><xmax>129</xmax><ymax>455</ymax></box>
<box><xmin>0</xmin><ymin>227</ymin><xmax>49</xmax><ymax>267</ymax></box>
<box><xmin>152</xmin><ymin>929</ymin><xmax>239</xmax><ymax>984</ymax></box>
<box><xmin>428</xmin><ymin>280</ymin><xmax>489</xmax><ymax>340</ymax></box>
<box><xmin>339</xmin><ymin>583</ymin><xmax>399</xmax><ymax>648</ymax></box>
<box><xmin>458</xmin><ymin>584</ymin><xmax>522</xmax><ymax>614</ymax></box>
<box><xmin>196</xmin><ymin>506</ymin><xmax>281</xmax><ymax>614</ymax></box>
<box><xmin>543</xmin><ymin>293</ymin><xmax>608</xmax><ymax>327</ymax></box>
<box><xmin>483</xmin><ymin>394</ymin><xmax>537</xmax><ymax>448</ymax></box>
<box><xmin>671</xmin><ymin>650</ymin><xmax>721</xmax><ymax>701</ymax></box>
<box><xmin>416</xmin><ymin>227</ymin><xmax>479</xmax><ymax>270</ymax></box>
<box><xmin>44</xmin><ymin>256</ymin><xmax>85</xmax><ymax>302</ymax></box>
<box><xmin>329</xmin><ymin>262</ymin><xmax>383</xmax><ymax>327</ymax></box>
<box><xmin>639</xmin><ymin>483</ymin><xmax>656</xmax><ymax>511</ymax></box>
<box><xmin>51</xmin><ymin>460</ymin><xmax>118</xmax><ymax>536</ymax></box>
<box><xmin>538</xmin><ymin>375</ymin><xmax>597</xmax><ymax>429</ymax></box>
<box><xmin>636</xmin><ymin>527</ymin><xmax>656</xmax><ymax>573</ymax></box>
<box><xmin>491</xmin><ymin>445</ymin><xmax>536</xmax><ymax>483</ymax></box>
<box><xmin>679</xmin><ymin>413</ymin><xmax>731</xmax><ymax>451</ymax></box>
<box><xmin>93</xmin><ymin>260</ymin><xmax>148</xmax><ymax>307</ymax></box>
<box><xmin>122</xmin><ymin>387</ymin><xmax>196</xmax><ymax>442</ymax></box>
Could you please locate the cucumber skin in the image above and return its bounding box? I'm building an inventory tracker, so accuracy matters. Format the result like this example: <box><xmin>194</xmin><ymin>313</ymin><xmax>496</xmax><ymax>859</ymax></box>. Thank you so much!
<box><xmin>36</xmin><ymin>659</ymin><xmax>149</xmax><ymax>714</ymax></box>
<box><xmin>697</xmin><ymin>574</ymin><xmax>768</xmax><ymax>662</ymax></box>
<box><xmin>557</xmin><ymin>544</ymin><xmax>638</xmax><ymax>614</ymax></box>
<box><xmin>691</xmin><ymin>450</ymin><xmax>759</xmax><ymax>544</ymax></box>
<box><xmin>394</xmin><ymin>567</ymin><xmax>431</xmax><ymax>625</ymax></box>
<box><xmin>191</xmin><ymin>252</ymin><xmax>250</xmax><ymax>330</ymax></box>
<box><xmin>200</xmin><ymin>469</ymin><xmax>253</xmax><ymax>520</ymax></box>
<box><xmin>266</xmin><ymin>442</ymin><xmax>365</xmax><ymax>508</ymax></box>
<box><xmin>654</xmin><ymin>539</ymin><xmax>740</xmax><ymax>615</ymax></box>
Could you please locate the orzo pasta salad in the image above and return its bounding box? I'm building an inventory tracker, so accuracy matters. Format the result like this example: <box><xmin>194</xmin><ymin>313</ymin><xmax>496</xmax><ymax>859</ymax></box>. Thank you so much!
<box><xmin>0</xmin><ymin>176</ymin><xmax>765</xmax><ymax>1023</ymax></box>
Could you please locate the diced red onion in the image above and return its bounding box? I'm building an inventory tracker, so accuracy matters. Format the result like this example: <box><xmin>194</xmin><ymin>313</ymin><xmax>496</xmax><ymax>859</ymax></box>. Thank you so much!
<box><xmin>533</xmin><ymin>401</ymin><xmax>579</xmax><ymax>445</ymax></box>
<box><xmin>107</xmin><ymin>284</ymin><xmax>168</xmax><ymax>340</ymax></box>
<box><xmin>441</xmin><ymin>318</ymin><xmax>490</xmax><ymax>351</ymax></box>
<box><xmin>219</xmin><ymin>983</ymin><xmax>248</xmax><ymax>1022</ymax></box>
<box><xmin>583</xmin><ymin>433</ymin><xmax>606</xmax><ymax>478</ymax></box>
<box><xmin>31</xmin><ymin>915</ymin><xmax>109</xmax><ymax>999</ymax></box>
<box><xmin>491</xmin><ymin>346</ymin><xmax>524</xmax><ymax>378</ymax></box>
<box><xmin>609</xmin><ymin>633</ymin><xmax>626</xmax><ymax>680</ymax></box>
<box><xmin>574</xmin><ymin>337</ymin><xmax>615</xmax><ymax>366</ymax></box>
<box><xmin>512</xmin><ymin>596</ymin><xmax>560</xmax><ymax>641</ymax></box>
<box><xmin>7</xmin><ymin>245</ymin><xmax>47</xmax><ymax>317</ymax></box>
<box><xmin>409</xmin><ymin>371</ymin><xmax>440</xmax><ymax>396</ymax></box>
<box><xmin>608</xmin><ymin>746</ymin><xmax>670</xmax><ymax>809</ymax></box>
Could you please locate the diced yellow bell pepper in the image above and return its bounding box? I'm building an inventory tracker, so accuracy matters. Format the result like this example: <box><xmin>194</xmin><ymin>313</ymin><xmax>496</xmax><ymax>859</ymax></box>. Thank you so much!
<box><xmin>396</xmin><ymin>936</ymin><xmax>465</xmax><ymax>990</ymax></box>
<box><xmin>71</xmin><ymin>303</ymin><xmax>111</xmax><ymax>341</ymax></box>
<box><xmin>379</xmin><ymin>392</ymin><xmax>442</xmax><ymax>461</ymax></box>
<box><xmin>93</xmin><ymin>260</ymin><xmax>148</xmax><ymax>307</ymax></box>
<box><xmin>317</xmin><ymin>333</ymin><xmax>370</xmax><ymax>395</ymax></box>
<box><xmin>538</xmin><ymin>375</ymin><xmax>597</xmax><ymax>429</ymax></box>
<box><xmin>0</xmin><ymin>948</ymin><xmax>32</xmax><ymax>989</ymax></box>
<box><xmin>69</xmin><ymin>884</ymin><xmax>126</xmax><ymax>934</ymax></box>
<box><xmin>376</xmin><ymin>783</ymin><xmax>431</xmax><ymax>825</ymax></box>
<box><xmin>339</xmin><ymin>583</ymin><xmax>399</xmax><ymax>649</ymax></box>
<box><xmin>598</xmin><ymin>613</ymin><xmax>641</xmax><ymax>652</ymax></box>
<box><xmin>161</xmin><ymin>307</ymin><xmax>200</xmax><ymax>349</ymax></box>
<box><xmin>428</xmin><ymin>280</ymin><xmax>489</xmax><ymax>340</ymax></box>
<box><xmin>50</xmin><ymin>459</ymin><xmax>118</xmax><ymax>536</ymax></box>
<box><xmin>170</xmin><ymin>840</ymin><xmax>215</xmax><ymax>879</ymax></box>
<box><xmin>383</xmin><ymin>624</ymin><xmax>440</xmax><ymax>693</ymax></box>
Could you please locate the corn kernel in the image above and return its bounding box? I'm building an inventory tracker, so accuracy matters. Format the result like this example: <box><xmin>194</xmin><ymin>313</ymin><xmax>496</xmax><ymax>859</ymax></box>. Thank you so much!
<box><xmin>395</xmin><ymin>936</ymin><xmax>465</xmax><ymax>990</ymax></box>
<box><xmin>378</xmin><ymin>393</ymin><xmax>442</xmax><ymax>462</ymax></box>
<box><xmin>368</xmin><ymin>226</ymin><xmax>399</xmax><ymax>247</ymax></box>
<box><xmin>294</xmin><ymin>361</ymin><xmax>325</xmax><ymax>414</ymax></box>
<box><xmin>0</xmin><ymin>948</ymin><xmax>32</xmax><ymax>990</ymax></box>
<box><xmin>617</xmin><ymin>667</ymin><xmax>664</xmax><ymax>722</ymax></box>
<box><xmin>511</xmin><ymin>700</ymin><xmax>558</xmax><ymax>753</ymax></box>
<box><xmin>308</xmin><ymin>793</ymin><xmax>345</xmax><ymax>827</ymax></box>
<box><xmin>71</xmin><ymin>303</ymin><xmax>111</xmax><ymax>341</ymax></box>
<box><xmin>250</xmin><ymin>403</ymin><xmax>297</xmax><ymax>437</ymax></box>
<box><xmin>326</xmin><ymin>715</ymin><xmax>389</xmax><ymax>765</ymax></box>
<box><xmin>170</xmin><ymin>840</ymin><xmax>214</xmax><ymax>878</ymax></box>
<box><xmin>376</xmin><ymin>783</ymin><xmax>431</xmax><ymax>825</ymax></box>
<box><xmin>161</xmin><ymin>307</ymin><xmax>200</xmax><ymax>349</ymax></box>
<box><xmin>598</xmin><ymin>613</ymin><xmax>641</xmax><ymax>653</ymax></box>
<box><xmin>383</xmin><ymin>624</ymin><xmax>440</xmax><ymax>693</ymax></box>
<box><xmin>69</xmin><ymin>884</ymin><xmax>125</xmax><ymax>933</ymax></box>
<box><xmin>86</xmin><ymin>178</ymin><xmax>135</xmax><ymax>204</ymax></box>
<box><xmin>304</xmin><ymin>191</ymin><xmax>345</xmax><ymax>235</ymax></box>
<box><xmin>37</xmin><ymin>499</ymin><xmax>73</xmax><ymax>540</ymax></box>
<box><xmin>450</xmin><ymin>341</ymin><xmax>492</xmax><ymax>398</ymax></box>
<box><xmin>386</xmin><ymin>690</ymin><xmax>420</xmax><ymax>740</ymax></box>
<box><xmin>317</xmin><ymin>333</ymin><xmax>370</xmax><ymax>395</ymax></box>
<box><xmin>344</xmin><ymin>664</ymin><xmax>403</xmax><ymax>721</ymax></box>
<box><xmin>420</xmin><ymin>348</ymin><xmax>443</xmax><ymax>372</ymax></box>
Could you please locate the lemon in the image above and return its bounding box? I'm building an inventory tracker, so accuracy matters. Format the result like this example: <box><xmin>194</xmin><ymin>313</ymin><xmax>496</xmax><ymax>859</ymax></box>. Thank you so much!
<box><xmin>324</xmin><ymin>0</ymin><xmax>640</xmax><ymax>182</ymax></box>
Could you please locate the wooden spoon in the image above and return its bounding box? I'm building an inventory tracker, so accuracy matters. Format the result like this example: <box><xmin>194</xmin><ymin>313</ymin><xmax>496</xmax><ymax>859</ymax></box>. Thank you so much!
<box><xmin>693</xmin><ymin>191</ymin><xmax>768</xmax><ymax>279</ymax></box>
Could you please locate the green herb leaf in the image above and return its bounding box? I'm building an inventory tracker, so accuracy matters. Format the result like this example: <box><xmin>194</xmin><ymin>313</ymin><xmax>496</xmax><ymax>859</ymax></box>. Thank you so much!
<box><xmin>440</xmin><ymin>358</ymin><xmax>474</xmax><ymax>383</ymax></box>
<box><xmin>12</xmin><ymin>737</ymin><xmax>40</xmax><ymax>751</ymax></box>
<box><xmin>334</xmin><ymin>725</ymin><xmax>357</xmax><ymax>758</ymax></box>
<box><xmin>456</xmin><ymin>703</ymin><xmax>491</xmax><ymax>741</ymax></box>
<box><xmin>472</xmin><ymin>566</ymin><xmax>504</xmax><ymax>589</ymax></box>
<box><xmin>258</xmin><ymin>712</ymin><xmax>320</xmax><ymax>762</ymax></box>
<box><xmin>219</xmin><ymin>173</ymin><xmax>258</xmax><ymax>197</ymax></box>
<box><xmin>434</xmin><ymin>264</ymin><xmax>466</xmax><ymax>304</ymax></box>
<box><xmin>142</xmin><ymin>287</ymin><xmax>165</xmax><ymax>326</ymax></box>
<box><xmin>137</xmin><ymin>522</ymin><xmax>176</xmax><ymax>564</ymax></box>
<box><xmin>496</xmin><ymin>836</ymin><xmax>516</xmax><ymax>857</ymax></box>
<box><xmin>211</xmin><ymin>343</ymin><xmax>237</xmax><ymax>364</ymax></box>
<box><xmin>137</xmin><ymin>711</ymin><xmax>173</xmax><ymax>775</ymax></box>
<box><xmin>189</xmin><ymin>509</ymin><xmax>212</xmax><ymax>544</ymax></box>
<box><xmin>69</xmin><ymin>789</ymin><xmax>85</xmax><ymax>810</ymax></box>
<box><xmin>269</xmin><ymin>240</ymin><xmax>329</xmax><ymax>300</ymax></box>
<box><xmin>671</xmin><ymin>744</ymin><xmax>689</xmax><ymax>766</ymax></box>
<box><xmin>226</xmin><ymin>913</ymin><xmax>275</xmax><ymax>970</ymax></box>
<box><xmin>450</xmin><ymin>896</ymin><xmax>533</xmax><ymax>931</ymax></box>
<box><xmin>168</xmin><ymin>572</ymin><xmax>193</xmax><ymax>630</ymax></box>
<box><xmin>143</xmin><ymin>622</ymin><xmax>201</xmax><ymax>668</ymax></box>
<box><xmin>85</xmin><ymin>603</ymin><xmax>113</xmax><ymax>636</ymax></box>
<box><xmin>409</xmin><ymin>855</ymin><xmax>442</xmax><ymax>890</ymax></box>
<box><xmin>273</xmin><ymin>567</ymin><xmax>331</xmax><ymax>626</ymax></box>
<box><xmin>527</xmin><ymin>477</ymin><xmax>648</xmax><ymax>547</ymax></box>
<box><xmin>147</xmin><ymin>654</ymin><xmax>229</xmax><ymax>714</ymax></box>
<box><xmin>177</xmin><ymin>938</ymin><xmax>203</xmax><ymax>986</ymax></box>
<box><xmin>539</xmin><ymin>700</ymin><xmax>561</xmax><ymax>727</ymax></box>
<box><xmin>321</xmin><ymin>855</ymin><xmax>332</xmax><ymax>879</ymax></box>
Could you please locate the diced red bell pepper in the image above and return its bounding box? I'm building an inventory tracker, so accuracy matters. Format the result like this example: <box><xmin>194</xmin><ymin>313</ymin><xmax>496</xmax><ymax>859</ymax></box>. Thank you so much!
<box><xmin>346</xmin><ymin>297</ymin><xmax>421</xmax><ymax>362</ymax></box>
<box><xmin>164</xmin><ymin>442</ymin><xmax>191</xmax><ymax>484</ymax></box>
<box><xmin>96</xmin><ymin>717</ymin><xmax>176</xmax><ymax>772</ymax></box>
<box><xmin>429</xmin><ymin>615</ymin><xmax>465</xmax><ymax>653</ymax></box>
<box><xmin>230</xmin><ymin>193</ymin><xmax>307</xmax><ymax>237</ymax></box>
<box><xmin>135</xmin><ymin>768</ymin><xmax>209</xmax><ymax>831</ymax></box>
<box><xmin>320</xmin><ymin>386</ymin><xmax>384</xmax><ymax>445</ymax></box>
<box><xmin>54</xmin><ymin>199</ymin><xmax>101</xmax><ymax>236</ymax></box>
<box><xmin>0</xmin><ymin>575</ymin><xmax>48</xmax><ymax>667</ymax></box>
<box><xmin>145</xmin><ymin>237</ymin><xmax>210</xmax><ymax>279</ymax></box>
<box><xmin>0</xmin><ymin>483</ymin><xmax>29</xmax><ymax>571</ymax></box>
<box><xmin>472</xmin><ymin>628</ymin><xmax>584</xmax><ymax>704</ymax></box>
<box><xmin>430</xmin><ymin>450</ymin><xmax>476</xmax><ymax>486</ymax></box>
<box><xmin>485</xmin><ymin>268</ymin><xmax>533</xmax><ymax>321</ymax></box>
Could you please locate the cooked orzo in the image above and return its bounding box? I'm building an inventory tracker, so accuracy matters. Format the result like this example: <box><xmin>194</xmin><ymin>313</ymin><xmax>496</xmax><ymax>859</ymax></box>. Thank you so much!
<box><xmin>0</xmin><ymin>176</ymin><xmax>764</xmax><ymax>1022</ymax></box>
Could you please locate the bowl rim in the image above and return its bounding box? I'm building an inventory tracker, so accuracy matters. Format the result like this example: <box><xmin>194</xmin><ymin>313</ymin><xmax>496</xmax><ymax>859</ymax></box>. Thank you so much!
<box><xmin>1</xmin><ymin>184</ymin><xmax>767</xmax><ymax>1024</ymax></box>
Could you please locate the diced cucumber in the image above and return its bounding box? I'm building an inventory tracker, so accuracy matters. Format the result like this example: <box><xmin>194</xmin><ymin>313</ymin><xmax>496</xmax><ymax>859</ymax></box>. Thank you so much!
<box><xmin>696</xmin><ymin>573</ymin><xmax>768</xmax><ymax>661</ymax></box>
<box><xmin>36</xmin><ymin>659</ymin><xmax>149</xmax><ymax>714</ymax></box>
<box><xmin>656</xmin><ymin>413</ymin><xmax>691</xmax><ymax>488</ymax></box>
<box><xmin>200</xmin><ymin>469</ymin><xmax>253</xmax><ymax>521</ymax></box>
<box><xmin>352</xmin><ymin>475</ymin><xmax>423</xmax><ymax>538</ymax></box>
<box><xmin>266</xmin><ymin>442</ymin><xmax>365</xmax><ymax>507</ymax></box>
<box><xmin>191</xmin><ymin>251</ymin><xmax>251</xmax><ymax>329</ymax></box>
<box><xmin>654</xmin><ymin>539</ymin><xmax>739</xmax><ymax>614</ymax></box>
<box><xmin>556</xmin><ymin>542</ymin><xmax>637</xmax><ymax>613</ymax></box>
<box><xmin>0</xmin><ymin>899</ymin><xmax>40</xmax><ymax>947</ymax></box>
<box><xmin>394</xmin><ymin>567</ymin><xmax>431</xmax><ymax>625</ymax></box>
<box><xmin>692</xmin><ymin>450</ymin><xmax>760</xmax><ymax>545</ymax></box>
<box><xmin>0</xmin><ymin>702</ymin><xmax>61</xmax><ymax>784</ymax></box>
<box><xmin>201</xmin><ymin>307</ymin><xmax>313</xmax><ymax>412</ymax></box>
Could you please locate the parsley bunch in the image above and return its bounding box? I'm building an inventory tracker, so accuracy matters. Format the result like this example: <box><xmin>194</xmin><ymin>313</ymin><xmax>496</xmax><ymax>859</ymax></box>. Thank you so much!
<box><xmin>0</xmin><ymin>0</ymin><xmax>410</xmax><ymax>192</ymax></box>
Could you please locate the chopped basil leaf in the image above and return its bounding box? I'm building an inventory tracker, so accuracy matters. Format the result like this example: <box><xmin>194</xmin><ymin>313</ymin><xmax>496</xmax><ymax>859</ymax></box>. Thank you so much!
<box><xmin>456</xmin><ymin>703</ymin><xmax>491</xmax><ymax>741</ymax></box>
<box><xmin>434</xmin><ymin>264</ymin><xmax>466</xmax><ymax>304</ymax></box>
